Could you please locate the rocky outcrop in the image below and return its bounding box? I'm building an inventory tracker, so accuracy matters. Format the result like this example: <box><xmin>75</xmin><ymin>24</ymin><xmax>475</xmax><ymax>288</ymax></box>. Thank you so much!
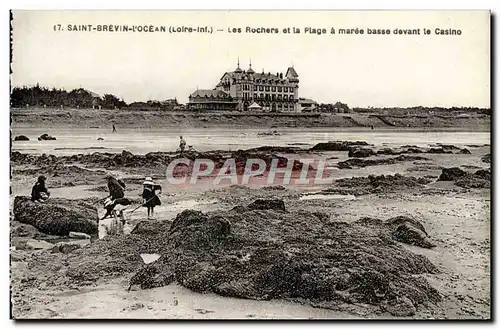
<box><xmin>310</xmin><ymin>141</ymin><xmax>370</xmax><ymax>152</ymax></box>
<box><xmin>348</xmin><ymin>147</ymin><xmax>376</xmax><ymax>158</ymax></box>
<box><xmin>51</xmin><ymin>241</ymin><xmax>85</xmax><ymax>254</ymax></box>
<box><xmin>437</xmin><ymin>167</ymin><xmax>467</xmax><ymax>181</ymax></box>
<box><xmin>455</xmin><ymin>169</ymin><xmax>491</xmax><ymax>189</ymax></box>
<box><xmin>327</xmin><ymin>174</ymin><xmax>433</xmax><ymax>196</ymax></box>
<box><xmin>481</xmin><ymin>154</ymin><xmax>491</xmax><ymax>163</ymax></box>
<box><xmin>127</xmin><ymin>205</ymin><xmax>441</xmax><ymax>316</ymax></box>
<box><xmin>337</xmin><ymin>155</ymin><xmax>429</xmax><ymax>169</ymax></box>
<box><xmin>13</xmin><ymin>196</ymin><xmax>98</xmax><ymax>236</ymax></box>
<box><xmin>37</xmin><ymin>133</ymin><xmax>56</xmax><ymax>141</ymax></box>
<box><xmin>14</xmin><ymin>135</ymin><xmax>29</xmax><ymax>141</ymax></box>
<box><xmin>246</xmin><ymin>199</ymin><xmax>286</xmax><ymax>212</ymax></box>
<box><xmin>438</xmin><ymin>167</ymin><xmax>490</xmax><ymax>189</ymax></box>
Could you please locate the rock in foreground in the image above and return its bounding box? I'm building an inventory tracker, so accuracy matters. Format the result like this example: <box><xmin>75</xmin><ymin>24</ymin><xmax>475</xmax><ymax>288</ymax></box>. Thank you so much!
<box><xmin>13</xmin><ymin>196</ymin><xmax>98</xmax><ymax>236</ymax></box>
<box><xmin>130</xmin><ymin>206</ymin><xmax>441</xmax><ymax>316</ymax></box>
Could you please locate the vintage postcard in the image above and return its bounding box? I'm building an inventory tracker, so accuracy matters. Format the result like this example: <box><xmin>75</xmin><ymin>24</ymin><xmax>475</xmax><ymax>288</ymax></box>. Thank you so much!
<box><xmin>9</xmin><ymin>10</ymin><xmax>491</xmax><ymax>320</ymax></box>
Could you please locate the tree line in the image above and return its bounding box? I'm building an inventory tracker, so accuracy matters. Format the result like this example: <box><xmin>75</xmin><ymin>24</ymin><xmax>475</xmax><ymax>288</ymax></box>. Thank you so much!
<box><xmin>10</xmin><ymin>85</ymin><xmax>127</xmax><ymax>109</ymax></box>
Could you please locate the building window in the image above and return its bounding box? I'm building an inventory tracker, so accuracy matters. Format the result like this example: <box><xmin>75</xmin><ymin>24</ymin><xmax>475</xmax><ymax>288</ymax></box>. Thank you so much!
<box><xmin>284</xmin><ymin>87</ymin><xmax>288</xmax><ymax>92</ymax></box>
<box><xmin>265</xmin><ymin>94</ymin><xmax>269</xmax><ymax>100</ymax></box>
<box><xmin>259</xmin><ymin>86</ymin><xmax>263</xmax><ymax>91</ymax></box>
<box><xmin>277</xmin><ymin>95</ymin><xmax>282</xmax><ymax>101</ymax></box>
<box><xmin>265</xmin><ymin>86</ymin><xmax>270</xmax><ymax>92</ymax></box>
<box><xmin>289</xmin><ymin>95</ymin><xmax>294</xmax><ymax>101</ymax></box>
<box><xmin>284</xmin><ymin>95</ymin><xmax>288</xmax><ymax>101</ymax></box>
<box><xmin>253</xmin><ymin>93</ymin><xmax>257</xmax><ymax>99</ymax></box>
<box><xmin>272</xmin><ymin>94</ymin><xmax>276</xmax><ymax>101</ymax></box>
<box><xmin>278</xmin><ymin>87</ymin><xmax>282</xmax><ymax>92</ymax></box>
<box><xmin>272</xmin><ymin>86</ymin><xmax>276</xmax><ymax>92</ymax></box>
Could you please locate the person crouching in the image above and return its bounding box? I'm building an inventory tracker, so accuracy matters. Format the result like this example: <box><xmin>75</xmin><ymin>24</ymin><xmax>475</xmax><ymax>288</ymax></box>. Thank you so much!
<box><xmin>100</xmin><ymin>175</ymin><xmax>130</xmax><ymax>221</ymax></box>
<box><xmin>142</xmin><ymin>177</ymin><xmax>162</xmax><ymax>219</ymax></box>
<box><xmin>31</xmin><ymin>175</ymin><xmax>50</xmax><ymax>202</ymax></box>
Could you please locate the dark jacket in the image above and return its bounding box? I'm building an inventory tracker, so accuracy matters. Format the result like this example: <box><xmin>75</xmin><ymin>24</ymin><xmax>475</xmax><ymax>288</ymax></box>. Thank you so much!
<box><xmin>108</xmin><ymin>178</ymin><xmax>125</xmax><ymax>200</ymax></box>
<box><xmin>142</xmin><ymin>184</ymin><xmax>162</xmax><ymax>207</ymax></box>
<box><xmin>31</xmin><ymin>181</ymin><xmax>48</xmax><ymax>201</ymax></box>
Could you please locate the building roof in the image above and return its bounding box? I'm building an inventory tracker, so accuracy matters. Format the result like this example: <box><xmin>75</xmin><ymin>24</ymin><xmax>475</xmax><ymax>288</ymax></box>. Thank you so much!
<box><xmin>248</xmin><ymin>102</ymin><xmax>262</xmax><ymax>109</ymax></box>
<box><xmin>299</xmin><ymin>98</ymin><xmax>316</xmax><ymax>104</ymax></box>
<box><xmin>190</xmin><ymin>89</ymin><xmax>231</xmax><ymax>99</ymax></box>
<box><xmin>220</xmin><ymin>71</ymin><xmax>290</xmax><ymax>85</ymax></box>
<box><xmin>286</xmin><ymin>67</ymin><xmax>299</xmax><ymax>78</ymax></box>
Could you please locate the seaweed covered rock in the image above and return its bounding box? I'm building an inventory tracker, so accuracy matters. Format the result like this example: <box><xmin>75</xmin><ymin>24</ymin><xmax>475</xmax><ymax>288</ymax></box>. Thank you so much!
<box><xmin>455</xmin><ymin>169</ymin><xmax>491</xmax><ymax>189</ymax></box>
<box><xmin>356</xmin><ymin>215</ymin><xmax>436</xmax><ymax>249</ymax></box>
<box><xmin>37</xmin><ymin>133</ymin><xmax>56</xmax><ymax>141</ymax></box>
<box><xmin>231</xmin><ymin>198</ymin><xmax>287</xmax><ymax>213</ymax></box>
<box><xmin>427</xmin><ymin>147</ymin><xmax>453</xmax><ymax>154</ymax></box>
<box><xmin>247</xmin><ymin>199</ymin><xmax>286</xmax><ymax>212</ymax></box>
<box><xmin>64</xmin><ymin>234</ymin><xmax>156</xmax><ymax>285</ymax></box>
<box><xmin>130</xmin><ymin>208</ymin><xmax>441</xmax><ymax>316</ymax></box>
<box><xmin>13</xmin><ymin>196</ymin><xmax>98</xmax><ymax>236</ymax></box>
<box><xmin>327</xmin><ymin>174</ymin><xmax>431</xmax><ymax>196</ymax></box>
<box><xmin>437</xmin><ymin>167</ymin><xmax>467</xmax><ymax>181</ymax></box>
<box><xmin>348</xmin><ymin>147</ymin><xmax>376</xmax><ymax>158</ymax></box>
<box><xmin>51</xmin><ymin>241</ymin><xmax>83</xmax><ymax>254</ymax></box>
<box><xmin>337</xmin><ymin>155</ymin><xmax>429</xmax><ymax>169</ymax></box>
<box><xmin>459</xmin><ymin>148</ymin><xmax>472</xmax><ymax>155</ymax></box>
<box><xmin>391</xmin><ymin>223</ymin><xmax>436</xmax><ymax>248</ymax></box>
<box><xmin>131</xmin><ymin>220</ymin><xmax>172</xmax><ymax>236</ymax></box>
<box><xmin>481</xmin><ymin>153</ymin><xmax>491</xmax><ymax>163</ymax></box>
<box><xmin>377</xmin><ymin>147</ymin><xmax>427</xmax><ymax>156</ymax></box>
<box><xmin>310</xmin><ymin>141</ymin><xmax>369</xmax><ymax>152</ymax></box>
<box><xmin>474</xmin><ymin>169</ymin><xmax>491</xmax><ymax>181</ymax></box>
<box><xmin>14</xmin><ymin>135</ymin><xmax>29</xmax><ymax>141</ymax></box>
<box><xmin>169</xmin><ymin>210</ymin><xmax>231</xmax><ymax>250</ymax></box>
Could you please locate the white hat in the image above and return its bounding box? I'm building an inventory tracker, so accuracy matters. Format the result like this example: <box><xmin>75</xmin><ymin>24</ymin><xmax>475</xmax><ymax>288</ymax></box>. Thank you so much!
<box><xmin>143</xmin><ymin>177</ymin><xmax>154</xmax><ymax>185</ymax></box>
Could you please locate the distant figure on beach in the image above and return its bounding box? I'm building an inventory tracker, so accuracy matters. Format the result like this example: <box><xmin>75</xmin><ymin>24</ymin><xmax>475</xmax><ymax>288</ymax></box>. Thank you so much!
<box><xmin>179</xmin><ymin>136</ymin><xmax>186</xmax><ymax>154</ymax></box>
<box><xmin>100</xmin><ymin>175</ymin><xmax>130</xmax><ymax>221</ymax></box>
<box><xmin>371</xmin><ymin>125</ymin><xmax>374</xmax><ymax>130</ymax></box>
<box><xmin>142</xmin><ymin>177</ymin><xmax>162</xmax><ymax>219</ymax></box>
<box><xmin>112</xmin><ymin>124</ymin><xmax>117</xmax><ymax>132</ymax></box>
<box><xmin>31</xmin><ymin>175</ymin><xmax>50</xmax><ymax>202</ymax></box>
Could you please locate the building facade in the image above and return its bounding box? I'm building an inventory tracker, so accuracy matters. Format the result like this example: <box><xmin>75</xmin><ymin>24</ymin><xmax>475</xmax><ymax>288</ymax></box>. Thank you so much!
<box><xmin>298</xmin><ymin>98</ymin><xmax>318</xmax><ymax>112</ymax></box>
<box><xmin>214</xmin><ymin>61</ymin><xmax>300</xmax><ymax>112</ymax></box>
<box><xmin>187</xmin><ymin>89</ymin><xmax>238</xmax><ymax>111</ymax></box>
<box><xmin>187</xmin><ymin>61</ymin><xmax>300</xmax><ymax>112</ymax></box>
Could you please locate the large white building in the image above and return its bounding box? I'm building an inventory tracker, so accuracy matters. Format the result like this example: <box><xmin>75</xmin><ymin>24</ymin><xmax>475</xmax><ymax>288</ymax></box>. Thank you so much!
<box><xmin>215</xmin><ymin>60</ymin><xmax>300</xmax><ymax>112</ymax></box>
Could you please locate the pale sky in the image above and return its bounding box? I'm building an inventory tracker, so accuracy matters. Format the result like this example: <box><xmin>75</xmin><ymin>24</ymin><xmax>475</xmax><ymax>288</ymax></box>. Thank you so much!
<box><xmin>11</xmin><ymin>10</ymin><xmax>490</xmax><ymax>108</ymax></box>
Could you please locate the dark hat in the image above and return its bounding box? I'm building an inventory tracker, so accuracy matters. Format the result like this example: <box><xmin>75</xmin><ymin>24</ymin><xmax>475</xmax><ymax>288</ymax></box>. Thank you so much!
<box><xmin>38</xmin><ymin>175</ymin><xmax>46</xmax><ymax>181</ymax></box>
